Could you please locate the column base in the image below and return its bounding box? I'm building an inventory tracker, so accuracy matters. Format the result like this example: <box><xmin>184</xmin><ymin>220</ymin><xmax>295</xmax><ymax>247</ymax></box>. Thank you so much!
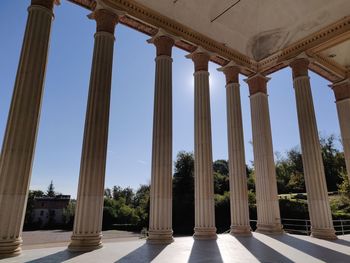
<box><xmin>0</xmin><ymin>238</ymin><xmax>22</xmax><ymax>259</ymax></box>
<box><xmin>311</xmin><ymin>227</ymin><xmax>337</xmax><ymax>240</ymax></box>
<box><xmin>256</xmin><ymin>223</ymin><xmax>284</xmax><ymax>235</ymax></box>
<box><xmin>68</xmin><ymin>233</ymin><xmax>103</xmax><ymax>252</ymax></box>
<box><xmin>193</xmin><ymin>227</ymin><xmax>217</xmax><ymax>240</ymax></box>
<box><xmin>147</xmin><ymin>230</ymin><xmax>174</xmax><ymax>244</ymax></box>
<box><xmin>230</xmin><ymin>225</ymin><xmax>252</xmax><ymax>236</ymax></box>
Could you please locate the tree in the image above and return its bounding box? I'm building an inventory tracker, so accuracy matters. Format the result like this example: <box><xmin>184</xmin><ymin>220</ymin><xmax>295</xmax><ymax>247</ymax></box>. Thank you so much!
<box><xmin>173</xmin><ymin>151</ymin><xmax>195</xmax><ymax>234</ymax></box>
<box><xmin>133</xmin><ymin>184</ymin><xmax>150</xmax><ymax>228</ymax></box>
<box><xmin>213</xmin><ymin>160</ymin><xmax>229</xmax><ymax>176</ymax></box>
<box><xmin>63</xmin><ymin>201</ymin><xmax>76</xmax><ymax>227</ymax></box>
<box><xmin>320</xmin><ymin>135</ymin><xmax>346</xmax><ymax>191</ymax></box>
<box><xmin>46</xmin><ymin>180</ymin><xmax>56</xmax><ymax>197</ymax></box>
<box><xmin>104</xmin><ymin>188</ymin><xmax>112</xmax><ymax>199</ymax></box>
<box><xmin>112</xmin><ymin>186</ymin><xmax>122</xmax><ymax>200</ymax></box>
<box><xmin>121</xmin><ymin>187</ymin><xmax>134</xmax><ymax>205</ymax></box>
<box><xmin>24</xmin><ymin>190</ymin><xmax>44</xmax><ymax>228</ymax></box>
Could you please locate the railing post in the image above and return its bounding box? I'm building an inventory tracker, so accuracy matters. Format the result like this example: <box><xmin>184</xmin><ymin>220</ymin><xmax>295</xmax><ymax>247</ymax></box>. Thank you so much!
<box><xmin>340</xmin><ymin>220</ymin><xmax>344</xmax><ymax>235</ymax></box>
<box><xmin>305</xmin><ymin>220</ymin><xmax>309</xmax><ymax>235</ymax></box>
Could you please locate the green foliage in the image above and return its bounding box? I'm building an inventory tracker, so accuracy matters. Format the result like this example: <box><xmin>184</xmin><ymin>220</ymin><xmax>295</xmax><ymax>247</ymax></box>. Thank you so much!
<box><xmin>102</xmin><ymin>184</ymin><xmax>150</xmax><ymax>230</ymax></box>
<box><xmin>337</xmin><ymin>171</ymin><xmax>350</xmax><ymax>197</ymax></box>
<box><xmin>248</xmin><ymin>189</ymin><xmax>256</xmax><ymax>205</ymax></box>
<box><xmin>24</xmin><ymin>190</ymin><xmax>44</xmax><ymax>227</ymax></box>
<box><xmin>213</xmin><ymin>160</ymin><xmax>229</xmax><ymax>176</ymax></box>
<box><xmin>246</xmin><ymin>167</ymin><xmax>255</xmax><ymax>192</ymax></box>
<box><xmin>215</xmin><ymin>192</ymin><xmax>230</xmax><ymax>232</ymax></box>
<box><xmin>321</xmin><ymin>135</ymin><xmax>346</xmax><ymax>191</ymax></box>
<box><xmin>173</xmin><ymin>151</ymin><xmax>195</xmax><ymax>234</ymax></box>
<box><xmin>214</xmin><ymin>172</ymin><xmax>229</xmax><ymax>195</ymax></box>
<box><xmin>63</xmin><ymin>201</ymin><xmax>75</xmax><ymax>227</ymax></box>
<box><xmin>274</xmin><ymin>135</ymin><xmax>346</xmax><ymax>194</ymax></box>
<box><xmin>275</xmin><ymin>147</ymin><xmax>305</xmax><ymax>194</ymax></box>
<box><xmin>279</xmin><ymin>198</ymin><xmax>309</xmax><ymax>219</ymax></box>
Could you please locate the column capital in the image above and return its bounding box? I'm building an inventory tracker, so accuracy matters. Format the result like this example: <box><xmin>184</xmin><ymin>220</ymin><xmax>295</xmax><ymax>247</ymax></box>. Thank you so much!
<box><xmin>186</xmin><ymin>46</ymin><xmax>213</xmax><ymax>72</ymax></box>
<box><xmin>289</xmin><ymin>53</ymin><xmax>312</xmax><ymax>78</ymax></box>
<box><xmin>330</xmin><ymin>79</ymin><xmax>350</xmax><ymax>101</ymax></box>
<box><xmin>31</xmin><ymin>0</ymin><xmax>60</xmax><ymax>10</ymax></box>
<box><xmin>217</xmin><ymin>61</ymin><xmax>240</xmax><ymax>84</ymax></box>
<box><xmin>147</xmin><ymin>29</ymin><xmax>177</xmax><ymax>57</ymax></box>
<box><xmin>244</xmin><ymin>73</ymin><xmax>270</xmax><ymax>95</ymax></box>
<box><xmin>89</xmin><ymin>9</ymin><xmax>119</xmax><ymax>34</ymax></box>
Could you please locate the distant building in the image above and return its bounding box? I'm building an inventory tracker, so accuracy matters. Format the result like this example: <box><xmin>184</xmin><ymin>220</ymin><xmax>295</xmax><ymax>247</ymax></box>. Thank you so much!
<box><xmin>32</xmin><ymin>195</ymin><xmax>70</xmax><ymax>226</ymax></box>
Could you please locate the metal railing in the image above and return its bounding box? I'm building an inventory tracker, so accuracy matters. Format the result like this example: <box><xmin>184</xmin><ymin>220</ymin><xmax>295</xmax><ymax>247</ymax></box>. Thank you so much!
<box><xmin>249</xmin><ymin>218</ymin><xmax>350</xmax><ymax>236</ymax></box>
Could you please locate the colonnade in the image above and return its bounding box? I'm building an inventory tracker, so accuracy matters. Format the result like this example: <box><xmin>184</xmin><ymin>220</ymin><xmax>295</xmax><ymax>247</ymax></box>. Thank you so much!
<box><xmin>0</xmin><ymin>0</ymin><xmax>349</xmax><ymax>257</ymax></box>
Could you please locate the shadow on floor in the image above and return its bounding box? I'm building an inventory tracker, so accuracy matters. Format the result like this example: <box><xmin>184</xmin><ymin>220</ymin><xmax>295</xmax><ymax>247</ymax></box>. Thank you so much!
<box><xmin>26</xmin><ymin>249</ymin><xmax>83</xmax><ymax>263</ymax></box>
<box><xmin>333</xmin><ymin>238</ymin><xmax>350</xmax><ymax>247</ymax></box>
<box><xmin>188</xmin><ymin>240</ymin><xmax>223</xmax><ymax>263</ymax></box>
<box><xmin>236</xmin><ymin>235</ymin><xmax>294</xmax><ymax>263</ymax></box>
<box><xmin>115</xmin><ymin>243</ymin><xmax>167</xmax><ymax>263</ymax></box>
<box><xmin>270</xmin><ymin>234</ymin><xmax>350</xmax><ymax>262</ymax></box>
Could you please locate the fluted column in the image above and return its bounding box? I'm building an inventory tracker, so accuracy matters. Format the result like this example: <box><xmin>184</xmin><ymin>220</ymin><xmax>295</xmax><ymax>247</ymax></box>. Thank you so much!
<box><xmin>186</xmin><ymin>48</ymin><xmax>217</xmax><ymax>240</ymax></box>
<box><xmin>68</xmin><ymin>9</ymin><xmax>119</xmax><ymax>251</ymax></box>
<box><xmin>290</xmin><ymin>58</ymin><xmax>336</xmax><ymax>240</ymax></box>
<box><xmin>147</xmin><ymin>32</ymin><xmax>175</xmax><ymax>244</ymax></box>
<box><xmin>331</xmin><ymin>79</ymin><xmax>350</xmax><ymax>182</ymax></box>
<box><xmin>245</xmin><ymin>74</ymin><xmax>283</xmax><ymax>234</ymax></box>
<box><xmin>218</xmin><ymin>62</ymin><xmax>251</xmax><ymax>236</ymax></box>
<box><xmin>0</xmin><ymin>0</ymin><xmax>57</xmax><ymax>258</ymax></box>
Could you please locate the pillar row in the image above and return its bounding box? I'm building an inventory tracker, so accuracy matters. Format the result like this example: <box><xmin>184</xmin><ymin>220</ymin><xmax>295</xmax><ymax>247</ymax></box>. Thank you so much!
<box><xmin>0</xmin><ymin>0</ymin><xmax>57</xmax><ymax>258</ymax></box>
<box><xmin>331</xmin><ymin>79</ymin><xmax>350</xmax><ymax>183</ymax></box>
<box><xmin>218</xmin><ymin>63</ymin><xmax>251</xmax><ymax>236</ymax></box>
<box><xmin>147</xmin><ymin>33</ymin><xmax>175</xmax><ymax>244</ymax></box>
<box><xmin>68</xmin><ymin>9</ymin><xmax>119</xmax><ymax>252</ymax></box>
<box><xmin>245</xmin><ymin>74</ymin><xmax>283</xmax><ymax>235</ymax></box>
<box><xmin>290</xmin><ymin>58</ymin><xmax>336</xmax><ymax>240</ymax></box>
<box><xmin>186</xmin><ymin>48</ymin><xmax>217</xmax><ymax>240</ymax></box>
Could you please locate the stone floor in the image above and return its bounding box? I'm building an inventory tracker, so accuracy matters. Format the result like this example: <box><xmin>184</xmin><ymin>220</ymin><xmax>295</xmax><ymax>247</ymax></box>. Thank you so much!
<box><xmin>2</xmin><ymin>233</ymin><xmax>350</xmax><ymax>262</ymax></box>
<box><xmin>21</xmin><ymin>230</ymin><xmax>140</xmax><ymax>249</ymax></box>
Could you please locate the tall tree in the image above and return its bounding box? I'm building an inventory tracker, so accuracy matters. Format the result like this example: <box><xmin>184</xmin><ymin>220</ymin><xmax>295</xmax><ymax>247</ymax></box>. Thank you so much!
<box><xmin>173</xmin><ymin>151</ymin><xmax>195</xmax><ymax>234</ymax></box>
<box><xmin>46</xmin><ymin>180</ymin><xmax>55</xmax><ymax>197</ymax></box>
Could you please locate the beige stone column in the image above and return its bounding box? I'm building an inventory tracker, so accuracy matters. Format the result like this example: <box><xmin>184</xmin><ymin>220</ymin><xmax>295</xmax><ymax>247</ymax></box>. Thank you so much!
<box><xmin>218</xmin><ymin>62</ymin><xmax>251</xmax><ymax>236</ymax></box>
<box><xmin>245</xmin><ymin>74</ymin><xmax>283</xmax><ymax>234</ymax></box>
<box><xmin>186</xmin><ymin>48</ymin><xmax>217</xmax><ymax>240</ymax></box>
<box><xmin>331</xmin><ymin>79</ymin><xmax>350</xmax><ymax>182</ymax></box>
<box><xmin>147</xmin><ymin>32</ymin><xmax>175</xmax><ymax>244</ymax></box>
<box><xmin>0</xmin><ymin>0</ymin><xmax>57</xmax><ymax>258</ymax></box>
<box><xmin>68</xmin><ymin>9</ymin><xmax>118</xmax><ymax>252</ymax></box>
<box><xmin>290</xmin><ymin>58</ymin><xmax>336</xmax><ymax>240</ymax></box>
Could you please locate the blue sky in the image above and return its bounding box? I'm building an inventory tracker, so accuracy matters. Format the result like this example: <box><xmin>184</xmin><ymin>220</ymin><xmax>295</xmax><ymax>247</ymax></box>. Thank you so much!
<box><xmin>0</xmin><ymin>1</ymin><xmax>341</xmax><ymax>197</ymax></box>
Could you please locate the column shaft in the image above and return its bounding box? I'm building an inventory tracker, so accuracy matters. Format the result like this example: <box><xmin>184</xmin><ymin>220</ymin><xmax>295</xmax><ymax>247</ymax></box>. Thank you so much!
<box><xmin>193</xmin><ymin>70</ymin><xmax>217</xmax><ymax>239</ymax></box>
<box><xmin>148</xmin><ymin>34</ymin><xmax>174</xmax><ymax>244</ymax></box>
<box><xmin>337</xmin><ymin>99</ymin><xmax>350</xmax><ymax>181</ymax></box>
<box><xmin>291</xmin><ymin>58</ymin><xmax>336</xmax><ymax>239</ymax></box>
<box><xmin>226</xmin><ymin>83</ymin><xmax>251</xmax><ymax>235</ymax></box>
<box><xmin>246</xmin><ymin>75</ymin><xmax>283</xmax><ymax>234</ymax></box>
<box><xmin>332</xmin><ymin>81</ymin><xmax>350</xmax><ymax>182</ymax></box>
<box><xmin>0</xmin><ymin>1</ymin><xmax>54</xmax><ymax>258</ymax></box>
<box><xmin>69</xmin><ymin>9</ymin><xmax>118</xmax><ymax>251</ymax></box>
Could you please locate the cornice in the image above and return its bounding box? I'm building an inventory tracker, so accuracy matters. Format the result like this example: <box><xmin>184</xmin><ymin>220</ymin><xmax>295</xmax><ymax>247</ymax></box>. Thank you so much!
<box><xmin>258</xmin><ymin>16</ymin><xmax>350</xmax><ymax>81</ymax></box>
<box><xmin>67</xmin><ymin>0</ymin><xmax>95</xmax><ymax>9</ymax></box>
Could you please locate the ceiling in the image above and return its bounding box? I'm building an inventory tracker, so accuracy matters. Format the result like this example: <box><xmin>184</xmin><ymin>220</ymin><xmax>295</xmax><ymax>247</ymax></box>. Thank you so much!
<box><xmin>134</xmin><ymin>0</ymin><xmax>350</xmax><ymax>61</ymax></box>
<box><xmin>70</xmin><ymin>0</ymin><xmax>350</xmax><ymax>81</ymax></box>
<box><xmin>320</xmin><ymin>39</ymin><xmax>350</xmax><ymax>71</ymax></box>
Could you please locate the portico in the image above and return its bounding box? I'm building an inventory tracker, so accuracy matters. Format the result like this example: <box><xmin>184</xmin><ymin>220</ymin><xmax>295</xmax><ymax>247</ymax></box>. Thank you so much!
<box><xmin>1</xmin><ymin>0</ymin><xmax>350</xmax><ymax>258</ymax></box>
